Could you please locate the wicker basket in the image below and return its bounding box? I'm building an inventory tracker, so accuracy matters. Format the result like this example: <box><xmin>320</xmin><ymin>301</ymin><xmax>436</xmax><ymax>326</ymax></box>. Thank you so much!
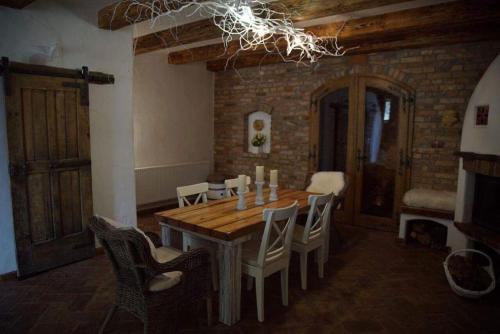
<box><xmin>443</xmin><ymin>249</ymin><xmax>496</xmax><ymax>298</ymax></box>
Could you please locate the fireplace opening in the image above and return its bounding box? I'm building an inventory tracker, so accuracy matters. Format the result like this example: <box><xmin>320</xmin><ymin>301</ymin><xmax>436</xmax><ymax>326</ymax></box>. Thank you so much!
<box><xmin>406</xmin><ymin>219</ymin><xmax>447</xmax><ymax>249</ymax></box>
<box><xmin>472</xmin><ymin>174</ymin><xmax>500</xmax><ymax>233</ymax></box>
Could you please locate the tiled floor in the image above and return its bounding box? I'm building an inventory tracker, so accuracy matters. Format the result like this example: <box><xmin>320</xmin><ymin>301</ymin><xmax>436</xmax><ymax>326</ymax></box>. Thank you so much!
<box><xmin>1</xmin><ymin>215</ymin><xmax>499</xmax><ymax>333</ymax></box>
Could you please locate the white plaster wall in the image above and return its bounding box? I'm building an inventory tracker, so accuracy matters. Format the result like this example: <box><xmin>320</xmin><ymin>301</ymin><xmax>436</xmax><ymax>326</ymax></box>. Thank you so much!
<box><xmin>453</xmin><ymin>54</ymin><xmax>500</xmax><ymax>250</ymax></box>
<box><xmin>0</xmin><ymin>0</ymin><xmax>137</xmax><ymax>274</ymax></box>
<box><xmin>133</xmin><ymin>52</ymin><xmax>214</xmax><ymax>204</ymax></box>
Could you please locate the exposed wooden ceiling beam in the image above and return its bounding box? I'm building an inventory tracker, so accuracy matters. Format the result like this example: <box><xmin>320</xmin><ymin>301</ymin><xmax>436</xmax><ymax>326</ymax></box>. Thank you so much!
<box><xmin>206</xmin><ymin>22</ymin><xmax>500</xmax><ymax>71</ymax></box>
<box><xmin>168</xmin><ymin>0</ymin><xmax>500</xmax><ymax>65</ymax></box>
<box><xmin>0</xmin><ymin>0</ymin><xmax>35</xmax><ymax>8</ymax></box>
<box><xmin>98</xmin><ymin>0</ymin><xmax>195</xmax><ymax>30</ymax></box>
<box><xmin>134</xmin><ymin>0</ymin><xmax>410</xmax><ymax>55</ymax></box>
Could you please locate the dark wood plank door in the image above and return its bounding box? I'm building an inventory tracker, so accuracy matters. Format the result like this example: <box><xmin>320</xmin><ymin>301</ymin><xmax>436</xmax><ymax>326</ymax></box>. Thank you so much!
<box><xmin>5</xmin><ymin>73</ymin><xmax>94</xmax><ymax>277</ymax></box>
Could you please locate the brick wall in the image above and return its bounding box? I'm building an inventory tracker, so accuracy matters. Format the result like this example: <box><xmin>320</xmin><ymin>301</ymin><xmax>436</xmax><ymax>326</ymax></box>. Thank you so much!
<box><xmin>214</xmin><ymin>42</ymin><xmax>500</xmax><ymax>191</ymax></box>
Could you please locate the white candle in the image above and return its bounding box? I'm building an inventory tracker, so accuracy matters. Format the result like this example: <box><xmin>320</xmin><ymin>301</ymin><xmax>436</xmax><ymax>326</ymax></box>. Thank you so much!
<box><xmin>256</xmin><ymin>166</ymin><xmax>264</xmax><ymax>183</ymax></box>
<box><xmin>238</xmin><ymin>174</ymin><xmax>246</xmax><ymax>193</ymax></box>
<box><xmin>270</xmin><ymin>170</ymin><xmax>278</xmax><ymax>186</ymax></box>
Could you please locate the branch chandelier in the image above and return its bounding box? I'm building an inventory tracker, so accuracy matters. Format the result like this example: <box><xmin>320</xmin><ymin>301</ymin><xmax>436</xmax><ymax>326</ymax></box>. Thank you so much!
<box><xmin>118</xmin><ymin>0</ymin><xmax>351</xmax><ymax>67</ymax></box>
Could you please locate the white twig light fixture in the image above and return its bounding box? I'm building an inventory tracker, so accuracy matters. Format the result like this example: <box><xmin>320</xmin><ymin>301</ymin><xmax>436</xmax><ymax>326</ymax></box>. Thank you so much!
<box><xmin>119</xmin><ymin>0</ymin><xmax>350</xmax><ymax>66</ymax></box>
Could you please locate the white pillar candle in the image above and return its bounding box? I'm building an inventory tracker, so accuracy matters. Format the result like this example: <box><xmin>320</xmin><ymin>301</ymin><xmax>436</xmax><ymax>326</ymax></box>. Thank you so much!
<box><xmin>238</xmin><ymin>174</ymin><xmax>246</xmax><ymax>193</ymax></box>
<box><xmin>256</xmin><ymin>166</ymin><xmax>264</xmax><ymax>183</ymax></box>
<box><xmin>270</xmin><ymin>170</ymin><xmax>278</xmax><ymax>186</ymax></box>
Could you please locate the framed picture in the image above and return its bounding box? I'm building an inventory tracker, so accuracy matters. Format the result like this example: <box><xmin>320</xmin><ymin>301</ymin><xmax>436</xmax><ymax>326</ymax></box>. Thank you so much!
<box><xmin>475</xmin><ymin>105</ymin><xmax>489</xmax><ymax>126</ymax></box>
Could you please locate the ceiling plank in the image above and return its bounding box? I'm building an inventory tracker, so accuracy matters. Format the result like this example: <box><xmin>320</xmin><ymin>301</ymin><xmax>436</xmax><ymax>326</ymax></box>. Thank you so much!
<box><xmin>168</xmin><ymin>0</ymin><xmax>500</xmax><ymax>65</ymax></box>
<box><xmin>134</xmin><ymin>0</ymin><xmax>410</xmax><ymax>55</ymax></box>
<box><xmin>206</xmin><ymin>23</ymin><xmax>500</xmax><ymax>71</ymax></box>
<box><xmin>0</xmin><ymin>0</ymin><xmax>35</xmax><ymax>9</ymax></box>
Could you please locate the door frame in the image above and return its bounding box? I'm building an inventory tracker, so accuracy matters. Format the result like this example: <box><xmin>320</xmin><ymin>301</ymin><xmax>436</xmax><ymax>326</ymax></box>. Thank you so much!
<box><xmin>309</xmin><ymin>74</ymin><xmax>415</xmax><ymax>228</ymax></box>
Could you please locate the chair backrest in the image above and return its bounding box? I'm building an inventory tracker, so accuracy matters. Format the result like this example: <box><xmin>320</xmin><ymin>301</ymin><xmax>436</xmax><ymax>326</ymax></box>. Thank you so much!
<box><xmin>224</xmin><ymin>176</ymin><xmax>252</xmax><ymax>197</ymax></box>
<box><xmin>256</xmin><ymin>201</ymin><xmax>299</xmax><ymax>267</ymax></box>
<box><xmin>306</xmin><ymin>171</ymin><xmax>346</xmax><ymax>196</ymax></box>
<box><xmin>176</xmin><ymin>182</ymin><xmax>209</xmax><ymax>207</ymax></box>
<box><xmin>89</xmin><ymin>216</ymin><xmax>155</xmax><ymax>291</ymax></box>
<box><xmin>300</xmin><ymin>193</ymin><xmax>334</xmax><ymax>244</ymax></box>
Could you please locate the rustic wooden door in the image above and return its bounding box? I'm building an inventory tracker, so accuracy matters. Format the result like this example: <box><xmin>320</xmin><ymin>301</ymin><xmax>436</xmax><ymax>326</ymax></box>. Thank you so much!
<box><xmin>353</xmin><ymin>76</ymin><xmax>413</xmax><ymax>230</ymax></box>
<box><xmin>5</xmin><ymin>73</ymin><xmax>94</xmax><ymax>277</ymax></box>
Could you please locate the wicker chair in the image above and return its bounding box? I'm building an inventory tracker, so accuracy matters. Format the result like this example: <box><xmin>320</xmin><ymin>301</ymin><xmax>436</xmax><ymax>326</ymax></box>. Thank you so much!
<box><xmin>89</xmin><ymin>216</ymin><xmax>212</xmax><ymax>334</ymax></box>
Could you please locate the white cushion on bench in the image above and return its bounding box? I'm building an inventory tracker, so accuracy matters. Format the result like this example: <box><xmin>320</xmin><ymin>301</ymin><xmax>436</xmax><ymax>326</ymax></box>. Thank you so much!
<box><xmin>402</xmin><ymin>189</ymin><xmax>456</xmax><ymax>212</ymax></box>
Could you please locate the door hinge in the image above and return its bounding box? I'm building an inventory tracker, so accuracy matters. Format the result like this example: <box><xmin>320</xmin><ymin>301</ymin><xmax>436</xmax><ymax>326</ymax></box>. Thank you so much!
<box><xmin>62</xmin><ymin>66</ymin><xmax>89</xmax><ymax>106</ymax></box>
<box><xmin>9</xmin><ymin>162</ymin><xmax>27</xmax><ymax>178</ymax></box>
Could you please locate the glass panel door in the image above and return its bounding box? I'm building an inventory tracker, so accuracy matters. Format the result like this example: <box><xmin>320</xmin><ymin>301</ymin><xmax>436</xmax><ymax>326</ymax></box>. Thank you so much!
<box><xmin>359</xmin><ymin>87</ymin><xmax>399</xmax><ymax>218</ymax></box>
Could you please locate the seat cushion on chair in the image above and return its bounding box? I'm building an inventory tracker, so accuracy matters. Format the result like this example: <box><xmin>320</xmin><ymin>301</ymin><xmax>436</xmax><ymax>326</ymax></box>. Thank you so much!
<box><xmin>156</xmin><ymin>246</ymin><xmax>182</xmax><ymax>263</ymax></box>
<box><xmin>148</xmin><ymin>271</ymin><xmax>183</xmax><ymax>292</ymax></box>
<box><xmin>306</xmin><ymin>172</ymin><xmax>345</xmax><ymax>196</ymax></box>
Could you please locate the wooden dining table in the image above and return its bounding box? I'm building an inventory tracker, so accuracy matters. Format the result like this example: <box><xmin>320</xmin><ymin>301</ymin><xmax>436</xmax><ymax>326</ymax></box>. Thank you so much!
<box><xmin>155</xmin><ymin>188</ymin><xmax>314</xmax><ymax>326</ymax></box>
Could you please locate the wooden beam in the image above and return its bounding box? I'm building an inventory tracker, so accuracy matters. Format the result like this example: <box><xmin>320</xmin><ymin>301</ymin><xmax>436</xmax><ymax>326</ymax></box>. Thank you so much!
<box><xmin>134</xmin><ymin>0</ymin><xmax>410</xmax><ymax>54</ymax></box>
<box><xmin>0</xmin><ymin>0</ymin><xmax>35</xmax><ymax>8</ymax></box>
<box><xmin>206</xmin><ymin>23</ymin><xmax>500</xmax><ymax>71</ymax></box>
<box><xmin>99</xmin><ymin>0</ymin><xmax>211</xmax><ymax>31</ymax></box>
<box><xmin>168</xmin><ymin>0</ymin><xmax>500</xmax><ymax>65</ymax></box>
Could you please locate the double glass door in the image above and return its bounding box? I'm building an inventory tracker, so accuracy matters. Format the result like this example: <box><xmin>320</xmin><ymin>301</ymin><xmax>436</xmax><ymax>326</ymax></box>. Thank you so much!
<box><xmin>310</xmin><ymin>75</ymin><xmax>413</xmax><ymax>229</ymax></box>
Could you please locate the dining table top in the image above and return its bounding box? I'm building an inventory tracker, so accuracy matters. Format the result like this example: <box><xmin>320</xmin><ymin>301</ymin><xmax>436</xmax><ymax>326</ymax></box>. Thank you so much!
<box><xmin>155</xmin><ymin>188</ymin><xmax>313</xmax><ymax>241</ymax></box>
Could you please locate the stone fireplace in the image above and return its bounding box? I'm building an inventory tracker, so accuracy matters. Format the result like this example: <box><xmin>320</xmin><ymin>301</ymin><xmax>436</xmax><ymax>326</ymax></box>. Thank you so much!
<box><xmin>453</xmin><ymin>54</ymin><xmax>500</xmax><ymax>251</ymax></box>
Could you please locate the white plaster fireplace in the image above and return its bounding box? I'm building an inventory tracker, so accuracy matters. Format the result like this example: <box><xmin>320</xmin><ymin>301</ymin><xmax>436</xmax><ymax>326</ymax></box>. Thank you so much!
<box><xmin>452</xmin><ymin>54</ymin><xmax>500</xmax><ymax>251</ymax></box>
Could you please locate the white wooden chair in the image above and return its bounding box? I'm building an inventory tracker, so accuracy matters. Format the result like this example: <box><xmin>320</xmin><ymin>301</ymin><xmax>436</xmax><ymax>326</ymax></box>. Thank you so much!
<box><xmin>291</xmin><ymin>193</ymin><xmax>334</xmax><ymax>290</ymax></box>
<box><xmin>176</xmin><ymin>182</ymin><xmax>219</xmax><ymax>291</ymax></box>
<box><xmin>243</xmin><ymin>201</ymin><xmax>299</xmax><ymax>322</ymax></box>
<box><xmin>224</xmin><ymin>176</ymin><xmax>252</xmax><ymax>197</ymax></box>
<box><xmin>306</xmin><ymin>171</ymin><xmax>348</xmax><ymax>261</ymax></box>
<box><xmin>176</xmin><ymin>182</ymin><xmax>209</xmax><ymax>207</ymax></box>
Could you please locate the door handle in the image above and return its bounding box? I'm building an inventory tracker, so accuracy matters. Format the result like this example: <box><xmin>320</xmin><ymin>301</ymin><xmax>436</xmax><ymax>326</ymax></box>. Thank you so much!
<box><xmin>399</xmin><ymin>149</ymin><xmax>407</xmax><ymax>175</ymax></box>
<box><xmin>356</xmin><ymin>149</ymin><xmax>367</xmax><ymax>171</ymax></box>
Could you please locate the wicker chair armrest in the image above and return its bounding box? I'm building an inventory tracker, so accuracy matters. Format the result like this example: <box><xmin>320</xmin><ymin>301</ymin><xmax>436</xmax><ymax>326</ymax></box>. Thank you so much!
<box><xmin>144</xmin><ymin>231</ymin><xmax>163</xmax><ymax>248</ymax></box>
<box><xmin>152</xmin><ymin>247</ymin><xmax>210</xmax><ymax>275</ymax></box>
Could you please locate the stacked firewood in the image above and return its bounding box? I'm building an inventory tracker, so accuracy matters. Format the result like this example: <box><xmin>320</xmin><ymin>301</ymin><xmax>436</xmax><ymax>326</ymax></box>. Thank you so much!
<box><xmin>408</xmin><ymin>221</ymin><xmax>447</xmax><ymax>248</ymax></box>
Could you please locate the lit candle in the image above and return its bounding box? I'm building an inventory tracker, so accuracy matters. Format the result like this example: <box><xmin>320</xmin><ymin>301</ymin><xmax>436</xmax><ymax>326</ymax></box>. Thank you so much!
<box><xmin>238</xmin><ymin>174</ymin><xmax>246</xmax><ymax>193</ymax></box>
<box><xmin>270</xmin><ymin>170</ymin><xmax>278</xmax><ymax>186</ymax></box>
<box><xmin>256</xmin><ymin>166</ymin><xmax>264</xmax><ymax>183</ymax></box>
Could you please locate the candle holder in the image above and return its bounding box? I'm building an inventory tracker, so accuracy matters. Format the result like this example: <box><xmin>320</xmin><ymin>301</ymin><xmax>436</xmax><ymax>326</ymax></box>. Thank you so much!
<box><xmin>237</xmin><ymin>190</ymin><xmax>247</xmax><ymax>210</ymax></box>
<box><xmin>269</xmin><ymin>184</ymin><xmax>278</xmax><ymax>201</ymax></box>
<box><xmin>255</xmin><ymin>181</ymin><xmax>265</xmax><ymax>205</ymax></box>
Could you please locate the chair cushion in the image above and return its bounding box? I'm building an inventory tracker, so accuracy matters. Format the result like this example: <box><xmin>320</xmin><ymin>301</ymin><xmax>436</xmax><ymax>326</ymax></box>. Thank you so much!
<box><xmin>98</xmin><ymin>216</ymin><xmax>159</xmax><ymax>261</ymax></box>
<box><xmin>306</xmin><ymin>172</ymin><xmax>345</xmax><ymax>196</ymax></box>
<box><xmin>156</xmin><ymin>246</ymin><xmax>182</xmax><ymax>263</ymax></box>
<box><xmin>148</xmin><ymin>271</ymin><xmax>183</xmax><ymax>292</ymax></box>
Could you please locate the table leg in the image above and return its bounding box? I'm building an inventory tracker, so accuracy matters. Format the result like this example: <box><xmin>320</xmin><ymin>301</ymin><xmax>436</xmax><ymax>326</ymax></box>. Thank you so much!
<box><xmin>161</xmin><ymin>225</ymin><xmax>172</xmax><ymax>247</ymax></box>
<box><xmin>218</xmin><ymin>242</ymin><xmax>242</xmax><ymax>325</ymax></box>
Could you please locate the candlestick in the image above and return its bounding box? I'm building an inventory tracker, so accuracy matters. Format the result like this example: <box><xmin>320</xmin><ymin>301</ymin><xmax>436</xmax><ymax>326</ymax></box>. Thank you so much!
<box><xmin>237</xmin><ymin>174</ymin><xmax>246</xmax><ymax>193</ymax></box>
<box><xmin>269</xmin><ymin>184</ymin><xmax>278</xmax><ymax>201</ymax></box>
<box><xmin>256</xmin><ymin>166</ymin><xmax>264</xmax><ymax>183</ymax></box>
<box><xmin>270</xmin><ymin>169</ymin><xmax>278</xmax><ymax>186</ymax></box>
<box><xmin>237</xmin><ymin>190</ymin><xmax>247</xmax><ymax>210</ymax></box>
<box><xmin>255</xmin><ymin>181</ymin><xmax>264</xmax><ymax>205</ymax></box>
